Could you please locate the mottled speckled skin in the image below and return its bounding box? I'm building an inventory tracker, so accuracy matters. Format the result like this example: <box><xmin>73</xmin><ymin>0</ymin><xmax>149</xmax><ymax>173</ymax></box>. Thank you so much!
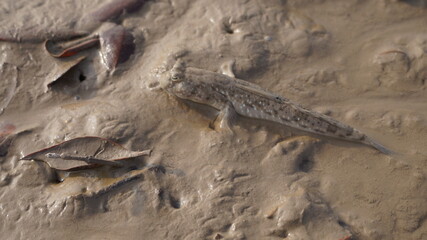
<box><xmin>158</xmin><ymin>60</ymin><xmax>392</xmax><ymax>154</ymax></box>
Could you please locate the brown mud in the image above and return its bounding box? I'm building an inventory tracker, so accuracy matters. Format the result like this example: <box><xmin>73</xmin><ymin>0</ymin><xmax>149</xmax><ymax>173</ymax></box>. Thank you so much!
<box><xmin>0</xmin><ymin>0</ymin><xmax>426</xmax><ymax>239</ymax></box>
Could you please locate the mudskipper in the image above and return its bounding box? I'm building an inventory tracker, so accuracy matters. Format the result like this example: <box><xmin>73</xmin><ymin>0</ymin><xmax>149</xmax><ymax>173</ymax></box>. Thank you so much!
<box><xmin>155</xmin><ymin>59</ymin><xmax>393</xmax><ymax>154</ymax></box>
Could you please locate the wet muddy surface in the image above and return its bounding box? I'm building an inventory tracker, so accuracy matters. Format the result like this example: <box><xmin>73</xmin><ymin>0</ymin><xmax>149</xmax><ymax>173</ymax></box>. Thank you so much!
<box><xmin>0</xmin><ymin>0</ymin><xmax>426</xmax><ymax>239</ymax></box>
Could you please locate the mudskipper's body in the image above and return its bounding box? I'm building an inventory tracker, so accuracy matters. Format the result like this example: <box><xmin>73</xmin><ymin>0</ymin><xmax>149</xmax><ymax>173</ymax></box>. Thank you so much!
<box><xmin>156</xmin><ymin>60</ymin><xmax>392</xmax><ymax>154</ymax></box>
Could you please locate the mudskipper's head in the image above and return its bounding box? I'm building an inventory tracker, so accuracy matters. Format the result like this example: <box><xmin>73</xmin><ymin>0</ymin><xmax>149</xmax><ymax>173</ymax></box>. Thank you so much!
<box><xmin>155</xmin><ymin>59</ymin><xmax>185</xmax><ymax>90</ymax></box>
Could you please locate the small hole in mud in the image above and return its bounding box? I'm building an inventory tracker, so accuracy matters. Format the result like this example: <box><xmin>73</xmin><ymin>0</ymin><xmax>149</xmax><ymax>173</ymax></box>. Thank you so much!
<box><xmin>223</xmin><ymin>24</ymin><xmax>234</xmax><ymax>34</ymax></box>
<box><xmin>79</xmin><ymin>72</ymin><xmax>86</xmax><ymax>82</ymax></box>
<box><xmin>277</xmin><ymin>230</ymin><xmax>288</xmax><ymax>238</ymax></box>
<box><xmin>298</xmin><ymin>157</ymin><xmax>313</xmax><ymax>172</ymax></box>
<box><xmin>214</xmin><ymin>233</ymin><xmax>224</xmax><ymax>239</ymax></box>
<box><xmin>158</xmin><ymin>189</ymin><xmax>165</xmax><ymax>199</ymax></box>
<box><xmin>52</xmin><ymin>176</ymin><xmax>63</xmax><ymax>184</ymax></box>
<box><xmin>338</xmin><ymin>220</ymin><xmax>347</xmax><ymax>227</ymax></box>
<box><xmin>51</xmin><ymin>171</ymin><xmax>66</xmax><ymax>183</ymax></box>
<box><xmin>169</xmin><ymin>195</ymin><xmax>181</xmax><ymax>209</ymax></box>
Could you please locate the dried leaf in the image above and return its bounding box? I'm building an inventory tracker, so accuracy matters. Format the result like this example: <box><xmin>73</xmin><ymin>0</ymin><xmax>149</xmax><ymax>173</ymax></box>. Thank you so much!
<box><xmin>86</xmin><ymin>0</ymin><xmax>146</xmax><ymax>22</ymax></box>
<box><xmin>21</xmin><ymin>136</ymin><xmax>151</xmax><ymax>171</ymax></box>
<box><xmin>0</xmin><ymin>29</ymin><xmax>89</xmax><ymax>43</ymax></box>
<box><xmin>44</xmin><ymin>56</ymin><xmax>87</xmax><ymax>91</ymax></box>
<box><xmin>45</xmin><ymin>35</ymin><xmax>99</xmax><ymax>58</ymax></box>
<box><xmin>99</xmin><ymin>24</ymin><xmax>135</xmax><ymax>70</ymax></box>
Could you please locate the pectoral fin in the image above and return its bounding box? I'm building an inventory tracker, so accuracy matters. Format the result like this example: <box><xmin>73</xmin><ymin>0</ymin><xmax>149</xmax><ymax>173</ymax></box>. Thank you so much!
<box><xmin>212</xmin><ymin>102</ymin><xmax>237</xmax><ymax>134</ymax></box>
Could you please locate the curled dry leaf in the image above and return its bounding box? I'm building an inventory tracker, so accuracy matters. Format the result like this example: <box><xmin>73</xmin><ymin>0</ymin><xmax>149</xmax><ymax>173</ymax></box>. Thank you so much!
<box><xmin>86</xmin><ymin>0</ymin><xmax>147</xmax><ymax>22</ymax></box>
<box><xmin>0</xmin><ymin>27</ymin><xmax>89</xmax><ymax>43</ymax></box>
<box><xmin>44</xmin><ymin>56</ymin><xmax>87</xmax><ymax>91</ymax></box>
<box><xmin>45</xmin><ymin>23</ymin><xmax>135</xmax><ymax>71</ymax></box>
<box><xmin>45</xmin><ymin>35</ymin><xmax>99</xmax><ymax>58</ymax></box>
<box><xmin>99</xmin><ymin>24</ymin><xmax>135</xmax><ymax>71</ymax></box>
<box><xmin>21</xmin><ymin>136</ymin><xmax>151</xmax><ymax>171</ymax></box>
<box><xmin>0</xmin><ymin>0</ymin><xmax>146</xmax><ymax>43</ymax></box>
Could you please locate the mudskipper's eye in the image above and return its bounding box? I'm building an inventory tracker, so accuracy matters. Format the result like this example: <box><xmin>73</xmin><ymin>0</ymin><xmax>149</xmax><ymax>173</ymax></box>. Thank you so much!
<box><xmin>171</xmin><ymin>73</ymin><xmax>183</xmax><ymax>82</ymax></box>
<box><xmin>171</xmin><ymin>75</ymin><xmax>180</xmax><ymax>81</ymax></box>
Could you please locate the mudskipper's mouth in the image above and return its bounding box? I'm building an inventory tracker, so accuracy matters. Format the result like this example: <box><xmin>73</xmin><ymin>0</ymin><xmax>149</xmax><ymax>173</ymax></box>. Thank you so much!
<box><xmin>147</xmin><ymin>63</ymin><xmax>172</xmax><ymax>91</ymax></box>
